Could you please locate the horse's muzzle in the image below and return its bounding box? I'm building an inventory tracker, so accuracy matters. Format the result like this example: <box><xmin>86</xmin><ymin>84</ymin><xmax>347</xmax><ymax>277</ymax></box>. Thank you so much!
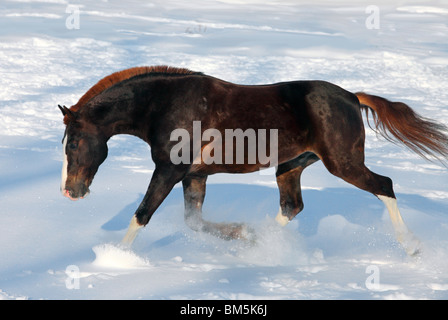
<box><xmin>61</xmin><ymin>185</ymin><xmax>90</xmax><ymax>201</ymax></box>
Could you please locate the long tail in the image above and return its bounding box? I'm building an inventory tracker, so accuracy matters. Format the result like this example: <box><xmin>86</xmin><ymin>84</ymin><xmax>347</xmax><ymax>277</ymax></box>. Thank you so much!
<box><xmin>356</xmin><ymin>92</ymin><xmax>448</xmax><ymax>165</ymax></box>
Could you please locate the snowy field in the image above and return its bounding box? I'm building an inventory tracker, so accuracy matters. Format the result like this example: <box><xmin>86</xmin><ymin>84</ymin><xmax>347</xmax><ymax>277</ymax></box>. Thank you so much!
<box><xmin>0</xmin><ymin>0</ymin><xmax>447</xmax><ymax>301</ymax></box>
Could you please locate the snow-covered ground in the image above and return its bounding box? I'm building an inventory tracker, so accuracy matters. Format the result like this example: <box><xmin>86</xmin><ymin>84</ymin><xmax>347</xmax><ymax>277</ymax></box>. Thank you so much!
<box><xmin>0</xmin><ymin>0</ymin><xmax>447</xmax><ymax>300</ymax></box>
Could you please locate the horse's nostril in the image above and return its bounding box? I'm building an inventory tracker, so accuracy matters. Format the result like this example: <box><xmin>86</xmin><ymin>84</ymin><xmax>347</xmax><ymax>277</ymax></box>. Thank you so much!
<box><xmin>62</xmin><ymin>189</ymin><xmax>78</xmax><ymax>201</ymax></box>
<box><xmin>62</xmin><ymin>188</ymin><xmax>88</xmax><ymax>201</ymax></box>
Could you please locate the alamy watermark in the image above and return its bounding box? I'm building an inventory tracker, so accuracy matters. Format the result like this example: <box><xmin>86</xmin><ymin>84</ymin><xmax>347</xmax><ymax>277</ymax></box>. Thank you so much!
<box><xmin>65</xmin><ymin>5</ymin><xmax>80</xmax><ymax>30</ymax></box>
<box><xmin>170</xmin><ymin>121</ymin><xmax>278</xmax><ymax>169</ymax></box>
<box><xmin>365</xmin><ymin>5</ymin><xmax>380</xmax><ymax>30</ymax></box>
<box><xmin>365</xmin><ymin>265</ymin><xmax>380</xmax><ymax>290</ymax></box>
<box><xmin>65</xmin><ymin>264</ymin><xmax>80</xmax><ymax>289</ymax></box>
<box><xmin>185</xmin><ymin>24</ymin><xmax>207</xmax><ymax>35</ymax></box>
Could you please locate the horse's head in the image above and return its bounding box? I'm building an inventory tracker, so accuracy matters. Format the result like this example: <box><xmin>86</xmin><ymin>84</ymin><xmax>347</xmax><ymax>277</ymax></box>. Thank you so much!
<box><xmin>59</xmin><ymin>105</ymin><xmax>108</xmax><ymax>201</ymax></box>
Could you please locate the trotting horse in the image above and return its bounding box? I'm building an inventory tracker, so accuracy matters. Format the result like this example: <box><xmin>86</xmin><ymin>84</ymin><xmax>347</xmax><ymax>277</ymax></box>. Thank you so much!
<box><xmin>59</xmin><ymin>66</ymin><xmax>448</xmax><ymax>256</ymax></box>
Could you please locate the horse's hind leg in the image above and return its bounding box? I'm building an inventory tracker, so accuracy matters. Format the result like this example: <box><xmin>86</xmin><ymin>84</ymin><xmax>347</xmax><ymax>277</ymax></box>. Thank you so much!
<box><xmin>275</xmin><ymin>152</ymin><xmax>320</xmax><ymax>226</ymax></box>
<box><xmin>182</xmin><ymin>175</ymin><xmax>253</xmax><ymax>241</ymax></box>
<box><xmin>316</xmin><ymin>142</ymin><xmax>421</xmax><ymax>255</ymax></box>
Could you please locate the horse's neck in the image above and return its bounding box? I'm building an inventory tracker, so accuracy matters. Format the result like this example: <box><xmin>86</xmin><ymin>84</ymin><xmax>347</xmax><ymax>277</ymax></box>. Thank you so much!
<box><xmin>94</xmin><ymin>77</ymin><xmax>169</xmax><ymax>143</ymax></box>
<box><xmin>93</xmin><ymin>99</ymin><xmax>149</xmax><ymax>143</ymax></box>
<box><xmin>109</xmin><ymin>112</ymin><xmax>149</xmax><ymax>143</ymax></box>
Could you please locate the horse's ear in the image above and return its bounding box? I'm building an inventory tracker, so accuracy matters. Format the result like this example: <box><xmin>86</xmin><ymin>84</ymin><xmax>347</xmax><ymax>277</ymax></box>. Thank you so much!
<box><xmin>58</xmin><ymin>105</ymin><xmax>66</xmax><ymax>115</ymax></box>
<box><xmin>58</xmin><ymin>105</ymin><xmax>77</xmax><ymax>123</ymax></box>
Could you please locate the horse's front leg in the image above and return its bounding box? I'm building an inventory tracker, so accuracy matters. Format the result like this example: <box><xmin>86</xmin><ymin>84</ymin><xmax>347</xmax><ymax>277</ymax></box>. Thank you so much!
<box><xmin>121</xmin><ymin>165</ymin><xmax>185</xmax><ymax>246</ymax></box>
<box><xmin>183</xmin><ymin>175</ymin><xmax>255</xmax><ymax>241</ymax></box>
<box><xmin>182</xmin><ymin>175</ymin><xmax>208</xmax><ymax>231</ymax></box>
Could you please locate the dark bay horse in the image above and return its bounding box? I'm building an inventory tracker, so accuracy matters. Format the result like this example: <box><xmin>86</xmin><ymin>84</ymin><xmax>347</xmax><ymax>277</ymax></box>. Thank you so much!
<box><xmin>59</xmin><ymin>66</ymin><xmax>448</xmax><ymax>256</ymax></box>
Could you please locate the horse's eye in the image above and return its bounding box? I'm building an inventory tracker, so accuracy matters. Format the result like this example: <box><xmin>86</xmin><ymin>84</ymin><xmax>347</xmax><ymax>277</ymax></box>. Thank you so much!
<box><xmin>68</xmin><ymin>142</ymin><xmax>78</xmax><ymax>150</ymax></box>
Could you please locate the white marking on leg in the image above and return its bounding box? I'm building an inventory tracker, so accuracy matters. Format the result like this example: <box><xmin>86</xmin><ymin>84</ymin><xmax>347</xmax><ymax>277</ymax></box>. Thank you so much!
<box><xmin>121</xmin><ymin>216</ymin><xmax>143</xmax><ymax>246</ymax></box>
<box><xmin>378</xmin><ymin>195</ymin><xmax>408</xmax><ymax>234</ymax></box>
<box><xmin>61</xmin><ymin>134</ymin><xmax>68</xmax><ymax>195</ymax></box>
<box><xmin>275</xmin><ymin>207</ymin><xmax>290</xmax><ymax>227</ymax></box>
<box><xmin>377</xmin><ymin>195</ymin><xmax>421</xmax><ymax>255</ymax></box>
